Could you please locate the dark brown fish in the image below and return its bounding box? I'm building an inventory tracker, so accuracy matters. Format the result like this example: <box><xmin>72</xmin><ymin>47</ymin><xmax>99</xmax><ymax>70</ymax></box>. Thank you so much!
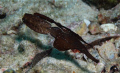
<box><xmin>85</xmin><ymin>36</ymin><xmax>120</xmax><ymax>49</ymax></box>
<box><xmin>22</xmin><ymin>13</ymin><xmax>51</xmax><ymax>34</ymax></box>
<box><xmin>22</xmin><ymin>13</ymin><xmax>99</xmax><ymax>63</ymax></box>
<box><xmin>25</xmin><ymin>48</ymin><xmax>52</xmax><ymax>73</ymax></box>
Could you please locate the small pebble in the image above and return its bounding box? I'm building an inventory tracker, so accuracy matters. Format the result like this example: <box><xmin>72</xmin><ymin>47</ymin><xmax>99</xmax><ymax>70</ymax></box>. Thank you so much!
<box><xmin>100</xmin><ymin>23</ymin><xmax>118</xmax><ymax>32</ymax></box>
<box><xmin>88</xmin><ymin>22</ymin><xmax>101</xmax><ymax>34</ymax></box>
<box><xmin>84</xmin><ymin>19</ymin><xmax>90</xmax><ymax>27</ymax></box>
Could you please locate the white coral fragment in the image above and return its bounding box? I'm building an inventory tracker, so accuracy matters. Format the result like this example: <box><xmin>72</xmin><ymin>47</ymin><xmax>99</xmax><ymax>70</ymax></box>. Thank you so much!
<box><xmin>84</xmin><ymin>19</ymin><xmax>90</xmax><ymax>27</ymax></box>
<box><xmin>100</xmin><ymin>23</ymin><xmax>118</xmax><ymax>32</ymax></box>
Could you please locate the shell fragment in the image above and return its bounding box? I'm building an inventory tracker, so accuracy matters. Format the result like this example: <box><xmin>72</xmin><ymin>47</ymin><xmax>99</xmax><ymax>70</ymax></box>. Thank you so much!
<box><xmin>100</xmin><ymin>23</ymin><xmax>118</xmax><ymax>32</ymax></box>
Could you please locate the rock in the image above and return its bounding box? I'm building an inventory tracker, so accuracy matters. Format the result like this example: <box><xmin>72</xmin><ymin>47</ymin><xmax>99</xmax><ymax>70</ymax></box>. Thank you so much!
<box><xmin>3</xmin><ymin>69</ymin><xmax>16</xmax><ymax>73</ymax></box>
<box><xmin>100</xmin><ymin>23</ymin><xmax>118</xmax><ymax>32</ymax></box>
<box><xmin>16</xmin><ymin>68</ymin><xmax>22</xmax><ymax>73</ymax></box>
<box><xmin>0</xmin><ymin>40</ymin><xmax>38</xmax><ymax>71</ymax></box>
<box><xmin>0</xmin><ymin>35</ymin><xmax>15</xmax><ymax>47</ymax></box>
<box><xmin>0</xmin><ymin>68</ymin><xmax>7</xmax><ymax>73</ymax></box>
<box><xmin>88</xmin><ymin>22</ymin><xmax>101</xmax><ymax>34</ymax></box>
<box><xmin>97</xmin><ymin>40</ymin><xmax>118</xmax><ymax>61</ymax></box>
<box><xmin>98</xmin><ymin>14</ymin><xmax>110</xmax><ymax>24</ymax></box>
<box><xmin>84</xmin><ymin>19</ymin><xmax>90</xmax><ymax>27</ymax></box>
<box><xmin>7</xmin><ymin>30</ymin><xmax>16</xmax><ymax>35</ymax></box>
<box><xmin>87</xmin><ymin>63</ymin><xmax>96</xmax><ymax>72</ymax></box>
<box><xmin>17</xmin><ymin>44</ymin><xmax>25</xmax><ymax>53</ymax></box>
<box><xmin>82</xmin><ymin>0</ymin><xmax>120</xmax><ymax>10</ymax></box>
<box><xmin>75</xmin><ymin>22</ymin><xmax>88</xmax><ymax>35</ymax></box>
<box><xmin>96</xmin><ymin>62</ymin><xmax>105</xmax><ymax>72</ymax></box>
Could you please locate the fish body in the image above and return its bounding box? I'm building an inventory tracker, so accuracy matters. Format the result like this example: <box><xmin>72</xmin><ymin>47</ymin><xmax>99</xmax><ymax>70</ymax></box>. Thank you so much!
<box><xmin>22</xmin><ymin>13</ymin><xmax>99</xmax><ymax>63</ymax></box>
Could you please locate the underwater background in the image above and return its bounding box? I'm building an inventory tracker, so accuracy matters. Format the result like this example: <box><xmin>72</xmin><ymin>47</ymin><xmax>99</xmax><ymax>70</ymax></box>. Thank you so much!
<box><xmin>0</xmin><ymin>0</ymin><xmax>120</xmax><ymax>73</ymax></box>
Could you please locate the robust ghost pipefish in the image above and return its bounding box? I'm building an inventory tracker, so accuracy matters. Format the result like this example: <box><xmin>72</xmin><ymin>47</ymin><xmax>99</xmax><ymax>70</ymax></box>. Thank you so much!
<box><xmin>22</xmin><ymin>13</ymin><xmax>99</xmax><ymax>63</ymax></box>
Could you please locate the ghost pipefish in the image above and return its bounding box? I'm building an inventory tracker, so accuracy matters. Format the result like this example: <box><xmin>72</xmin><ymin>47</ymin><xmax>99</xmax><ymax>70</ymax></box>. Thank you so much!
<box><xmin>22</xmin><ymin>13</ymin><xmax>99</xmax><ymax>63</ymax></box>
